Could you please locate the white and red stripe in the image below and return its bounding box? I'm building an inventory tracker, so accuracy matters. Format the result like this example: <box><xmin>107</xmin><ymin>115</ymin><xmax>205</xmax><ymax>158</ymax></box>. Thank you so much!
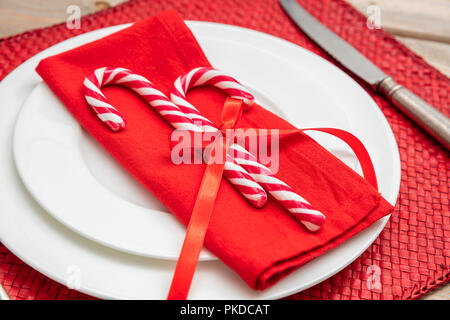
<box><xmin>229</xmin><ymin>144</ymin><xmax>325</xmax><ymax>231</ymax></box>
<box><xmin>83</xmin><ymin>67</ymin><xmax>267</xmax><ymax>208</ymax></box>
<box><xmin>171</xmin><ymin>67</ymin><xmax>255</xmax><ymax>132</ymax></box>
<box><xmin>171</xmin><ymin>67</ymin><xmax>326</xmax><ymax>231</ymax></box>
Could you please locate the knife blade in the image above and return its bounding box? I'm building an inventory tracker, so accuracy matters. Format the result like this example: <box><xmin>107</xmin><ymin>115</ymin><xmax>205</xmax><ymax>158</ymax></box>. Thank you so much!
<box><xmin>280</xmin><ymin>0</ymin><xmax>450</xmax><ymax>149</ymax></box>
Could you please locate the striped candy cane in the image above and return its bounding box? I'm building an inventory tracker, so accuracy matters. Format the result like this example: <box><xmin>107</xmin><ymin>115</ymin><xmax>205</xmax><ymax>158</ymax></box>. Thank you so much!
<box><xmin>171</xmin><ymin>67</ymin><xmax>325</xmax><ymax>231</ymax></box>
<box><xmin>171</xmin><ymin>67</ymin><xmax>254</xmax><ymax>132</ymax></box>
<box><xmin>229</xmin><ymin>144</ymin><xmax>325</xmax><ymax>231</ymax></box>
<box><xmin>83</xmin><ymin>67</ymin><xmax>267</xmax><ymax>208</ymax></box>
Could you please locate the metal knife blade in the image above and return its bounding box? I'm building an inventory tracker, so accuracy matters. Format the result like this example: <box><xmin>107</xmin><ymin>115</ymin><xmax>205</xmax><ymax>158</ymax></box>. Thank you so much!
<box><xmin>280</xmin><ymin>0</ymin><xmax>386</xmax><ymax>85</ymax></box>
<box><xmin>280</xmin><ymin>0</ymin><xmax>450</xmax><ymax>150</ymax></box>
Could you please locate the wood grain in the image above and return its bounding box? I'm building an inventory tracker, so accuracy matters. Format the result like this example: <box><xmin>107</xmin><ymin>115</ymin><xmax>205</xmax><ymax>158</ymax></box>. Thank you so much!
<box><xmin>0</xmin><ymin>0</ymin><xmax>126</xmax><ymax>38</ymax></box>
<box><xmin>0</xmin><ymin>0</ymin><xmax>448</xmax><ymax>300</ymax></box>
<box><xmin>346</xmin><ymin>0</ymin><xmax>450</xmax><ymax>77</ymax></box>
<box><xmin>395</xmin><ymin>36</ymin><xmax>450</xmax><ymax>77</ymax></box>
<box><xmin>346</xmin><ymin>0</ymin><xmax>450</xmax><ymax>43</ymax></box>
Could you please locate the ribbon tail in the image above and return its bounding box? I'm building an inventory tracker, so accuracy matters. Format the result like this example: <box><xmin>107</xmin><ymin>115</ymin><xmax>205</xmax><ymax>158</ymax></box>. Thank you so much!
<box><xmin>167</xmin><ymin>156</ymin><xmax>225</xmax><ymax>300</ymax></box>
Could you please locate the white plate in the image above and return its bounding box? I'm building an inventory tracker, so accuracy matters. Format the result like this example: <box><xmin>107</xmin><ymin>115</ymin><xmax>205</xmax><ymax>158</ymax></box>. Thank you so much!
<box><xmin>14</xmin><ymin>23</ymin><xmax>396</xmax><ymax>262</ymax></box>
<box><xmin>13</xmin><ymin>41</ymin><xmax>377</xmax><ymax>262</ymax></box>
<box><xmin>0</xmin><ymin>21</ymin><xmax>400</xmax><ymax>299</ymax></box>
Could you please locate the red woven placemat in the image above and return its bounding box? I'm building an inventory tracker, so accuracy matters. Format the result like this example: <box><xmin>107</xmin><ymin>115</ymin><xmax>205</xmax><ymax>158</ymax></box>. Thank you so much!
<box><xmin>0</xmin><ymin>0</ymin><xmax>448</xmax><ymax>300</ymax></box>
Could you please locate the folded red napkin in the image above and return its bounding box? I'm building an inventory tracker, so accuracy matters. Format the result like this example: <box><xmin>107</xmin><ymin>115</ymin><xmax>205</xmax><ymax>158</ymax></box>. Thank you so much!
<box><xmin>36</xmin><ymin>10</ymin><xmax>393</xmax><ymax>290</ymax></box>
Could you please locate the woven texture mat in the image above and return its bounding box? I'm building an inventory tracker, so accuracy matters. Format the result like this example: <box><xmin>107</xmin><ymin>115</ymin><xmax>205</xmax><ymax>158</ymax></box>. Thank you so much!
<box><xmin>0</xmin><ymin>0</ymin><xmax>448</xmax><ymax>300</ymax></box>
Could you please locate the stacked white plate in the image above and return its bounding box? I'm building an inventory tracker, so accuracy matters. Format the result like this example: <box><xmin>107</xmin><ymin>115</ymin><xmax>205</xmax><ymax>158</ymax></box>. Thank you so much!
<box><xmin>0</xmin><ymin>22</ymin><xmax>401</xmax><ymax>299</ymax></box>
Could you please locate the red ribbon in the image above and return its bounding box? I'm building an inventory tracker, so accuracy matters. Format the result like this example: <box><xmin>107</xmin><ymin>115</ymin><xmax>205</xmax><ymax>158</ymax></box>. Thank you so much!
<box><xmin>167</xmin><ymin>98</ymin><xmax>378</xmax><ymax>299</ymax></box>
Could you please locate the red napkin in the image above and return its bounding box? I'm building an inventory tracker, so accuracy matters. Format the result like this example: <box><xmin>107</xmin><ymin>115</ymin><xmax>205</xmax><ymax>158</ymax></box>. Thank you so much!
<box><xmin>36</xmin><ymin>10</ymin><xmax>393</xmax><ymax>290</ymax></box>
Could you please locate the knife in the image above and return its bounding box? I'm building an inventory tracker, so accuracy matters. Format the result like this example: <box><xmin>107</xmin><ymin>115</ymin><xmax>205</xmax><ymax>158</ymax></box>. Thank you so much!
<box><xmin>280</xmin><ymin>0</ymin><xmax>450</xmax><ymax>150</ymax></box>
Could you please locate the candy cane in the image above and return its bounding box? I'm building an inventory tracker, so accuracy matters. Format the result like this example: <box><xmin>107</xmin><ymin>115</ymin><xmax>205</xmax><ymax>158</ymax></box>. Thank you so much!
<box><xmin>171</xmin><ymin>67</ymin><xmax>254</xmax><ymax>132</ymax></box>
<box><xmin>229</xmin><ymin>144</ymin><xmax>325</xmax><ymax>231</ymax></box>
<box><xmin>171</xmin><ymin>67</ymin><xmax>325</xmax><ymax>231</ymax></box>
<box><xmin>83</xmin><ymin>67</ymin><xmax>267</xmax><ymax>208</ymax></box>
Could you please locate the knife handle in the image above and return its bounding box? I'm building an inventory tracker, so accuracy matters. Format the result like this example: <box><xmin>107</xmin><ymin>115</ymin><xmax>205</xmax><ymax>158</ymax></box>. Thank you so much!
<box><xmin>379</xmin><ymin>77</ymin><xmax>450</xmax><ymax>150</ymax></box>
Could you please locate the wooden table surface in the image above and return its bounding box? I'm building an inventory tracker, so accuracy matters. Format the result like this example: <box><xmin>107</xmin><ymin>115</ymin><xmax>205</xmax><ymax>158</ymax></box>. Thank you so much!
<box><xmin>0</xmin><ymin>0</ymin><xmax>448</xmax><ymax>300</ymax></box>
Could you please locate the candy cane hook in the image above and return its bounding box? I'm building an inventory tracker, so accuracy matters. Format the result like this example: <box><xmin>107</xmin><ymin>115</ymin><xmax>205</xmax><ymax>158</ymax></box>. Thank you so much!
<box><xmin>83</xmin><ymin>67</ymin><xmax>267</xmax><ymax>208</ymax></box>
